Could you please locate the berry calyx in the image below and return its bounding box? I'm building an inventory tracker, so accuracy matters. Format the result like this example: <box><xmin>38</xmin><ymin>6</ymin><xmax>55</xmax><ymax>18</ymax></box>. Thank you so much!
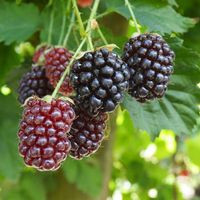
<box><xmin>69</xmin><ymin>105</ymin><xmax>108</xmax><ymax>159</ymax></box>
<box><xmin>70</xmin><ymin>48</ymin><xmax>130</xmax><ymax>116</ymax></box>
<box><xmin>18</xmin><ymin>97</ymin><xmax>75</xmax><ymax>171</ymax></box>
<box><xmin>122</xmin><ymin>33</ymin><xmax>175</xmax><ymax>102</ymax></box>
<box><xmin>45</xmin><ymin>47</ymin><xmax>73</xmax><ymax>96</ymax></box>
<box><xmin>18</xmin><ymin>65</ymin><xmax>53</xmax><ymax>104</ymax></box>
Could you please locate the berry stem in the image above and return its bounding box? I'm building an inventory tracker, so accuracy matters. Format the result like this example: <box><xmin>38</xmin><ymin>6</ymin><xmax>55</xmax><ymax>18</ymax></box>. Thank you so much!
<box><xmin>51</xmin><ymin>37</ymin><xmax>87</xmax><ymax>98</ymax></box>
<box><xmin>47</xmin><ymin>5</ymin><xmax>55</xmax><ymax>44</ymax></box>
<box><xmin>86</xmin><ymin>0</ymin><xmax>100</xmax><ymax>32</ymax></box>
<box><xmin>72</xmin><ymin>0</ymin><xmax>94</xmax><ymax>50</ymax></box>
<box><xmin>72</xmin><ymin>0</ymin><xmax>86</xmax><ymax>37</ymax></box>
<box><xmin>85</xmin><ymin>0</ymin><xmax>101</xmax><ymax>50</ymax></box>
<box><xmin>58</xmin><ymin>0</ymin><xmax>67</xmax><ymax>45</ymax></box>
<box><xmin>97</xmin><ymin>25</ymin><xmax>108</xmax><ymax>45</ymax></box>
<box><xmin>125</xmin><ymin>0</ymin><xmax>141</xmax><ymax>34</ymax></box>
<box><xmin>63</xmin><ymin>13</ymin><xmax>75</xmax><ymax>47</ymax></box>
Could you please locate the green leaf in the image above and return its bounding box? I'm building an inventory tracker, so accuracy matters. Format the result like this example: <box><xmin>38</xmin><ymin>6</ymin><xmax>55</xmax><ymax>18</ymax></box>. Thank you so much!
<box><xmin>0</xmin><ymin>44</ymin><xmax>20</xmax><ymax>86</ymax></box>
<box><xmin>105</xmin><ymin>0</ymin><xmax>194</xmax><ymax>34</ymax></box>
<box><xmin>185</xmin><ymin>134</ymin><xmax>200</xmax><ymax>167</ymax></box>
<box><xmin>62</xmin><ymin>159</ymin><xmax>102</xmax><ymax>197</ymax></box>
<box><xmin>0</xmin><ymin>1</ymin><xmax>40</xmax><ymax>44</ymax></box>
<box><xmin>154</xmin><ymin>130</ymin><xmax>176</xmax><ymax>160</ymax></box>
<box><xmin>0</xmin><ymin>94</ymin><xmax>23</xmax><ymax>181</ymax></box>
<box><xmin>20</xmin><ymin>173</ymin><xmax>46</xmax><ymax>200</ymax></box>
<box><xmin>122</xmin><ymin>37</ymin><xmax>200</xmax><ymax>136</ymax></box>
<box><xmin>62</xmin><ymin>159</ymin><xmax>79</xmax><ymax>184</ymax></box>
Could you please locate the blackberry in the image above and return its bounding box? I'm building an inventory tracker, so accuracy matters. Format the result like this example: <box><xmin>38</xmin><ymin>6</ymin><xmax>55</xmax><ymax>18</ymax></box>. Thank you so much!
<box><xmin>69</xmin><ymin>105</ymin><xmax>108</xmax><ymax>159</ymax></box>
<box><xmin>18</xmin><ymin>97</ymin><xmax>75</xmax><ymax>171</ymax></box>
<box><xmin>45</xmin><ymin>47</ymin><xmax>73</xmax><ymax>96</ymax></box>
<box><xmin>70</xmin><ymin>48</ymin><xmax>130</xmax><ymax>116</ymax></box>
<box><xmin>18</xmin><ymin>65</ymin><xmax>53</xmax><ymax>104</ymax></box>
<box><xmin>33</xmin><ymin>45</ymin><xmax>49</xmax><ymax>64</ymax></box>
<box><xmin>122</xmin><ymin>33</ymin><xmax>175</xmax><ymax>102</ymax></box>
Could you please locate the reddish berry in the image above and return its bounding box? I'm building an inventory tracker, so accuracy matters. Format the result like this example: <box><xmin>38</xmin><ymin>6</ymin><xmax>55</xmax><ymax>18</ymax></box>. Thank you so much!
<box><xmin>180</xmin><ymin>170</ymin><xmax>189</xmax><ymax>177</ymax></box>
<box><xmin>33</xmin><ymin>45</ymin><xmax>49</xmax><ymax>64</ymax></box>
<box><xmin>18</xmin><ymin>65</ymin><xmax>53</xmax><ymax>104</ymax></box>
<box><xmin>18</xmin><ymin>97</ymin><xmax>75</xmax><ymax>171</ymax></box>
<box><xmin>69</xmin><ymin>105</ymin><xmax>108</xmax><ymax>159</ymax></box>
<box><xmin>45</xmin><ymin>47</ymin><xmax>73</xmax><ymax>96</ymax></box>
<box><xmin>77</xmin><ymin>0</ymin><xmax>93</xmax><ymax>8</ymax></box>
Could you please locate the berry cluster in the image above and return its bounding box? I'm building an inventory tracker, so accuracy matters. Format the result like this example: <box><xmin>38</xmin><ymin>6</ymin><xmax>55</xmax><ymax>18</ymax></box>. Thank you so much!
<box><xmin>17</xmin><ymin>32</ymin><xmax>174</xmax><ymax>171</ymax></box>
<box><xmin>122</xmin><ymin>33</ymin><xmax>175</xmax><ymax>102</ymax></box>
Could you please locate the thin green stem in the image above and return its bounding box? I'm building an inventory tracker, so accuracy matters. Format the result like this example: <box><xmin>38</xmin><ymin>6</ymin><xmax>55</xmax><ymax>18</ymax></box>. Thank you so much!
<box><xmin>86</xmin><ymin>0</ymin><xmax>100</xmax><ymax>32</ymax></box>
<box><xmin>97</xmin><ymin>25</ymin><xmax>108</xmax><ymax>45</ymax></box>
<box><xmin>51</xmin><ymin>37</ymin><xmax>87</xmax><ymax>98</ymax></box>
<box><xmin>63</xmin><ymin>13</ymin><xmax>75</xmax><ymax>47</ymax></box>
<box><xmin>125</xmin><ymin>0</ymin><xmax>140</xmax><ymax>34</ymax></box>
<box><xmin>66</xmin><ymin>0</ymin><xmax>72</xmax><ymax>15</ymax></box>
<box><xmin>73</xmin><ymin>27</ymin><xmax>80</xmax><ymax>47</ymax></box>
<box><xmin>58</xmin><ymin>0</ymin><xmax>67</xmax><ymax>45</ymax></box>
<box><xmin>72</xmin><ymin>0</ymin><xmax>86</xmax><ymax>37</ymax></box>
<box><xmin>47</xmin><ymin>5</ymin><xmax>55</xmax><ymax>44</ymax></box>
<box><xmin>51</xmin><ymin>0</ymin><xmax>101</xmax><ymax>98</ymax></box>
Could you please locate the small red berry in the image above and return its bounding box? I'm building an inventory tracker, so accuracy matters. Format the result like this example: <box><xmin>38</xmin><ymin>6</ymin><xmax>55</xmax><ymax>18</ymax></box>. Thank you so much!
<box><xmin>180</xmin><ymin>170</ymin><xmax>189</xmax><ymax>177</ymax></box>
<box><xmin>33</xmin><ymin>45</ymin><xmax>49</xmax><ymax>64</ymax></box>
<box><xmin>45</xmin><ymin>47</ymin><xmax>73</xmax><ymax>96</ymax></box>
<box><xmin>77</xmin><ymin>0</ymin><xmax>93</xmax><ymax>8</ymax></box>
<box><xmin>18</xmin><ymin>97</ymin><xmax>75</xmax><ymax>171</ymax></box>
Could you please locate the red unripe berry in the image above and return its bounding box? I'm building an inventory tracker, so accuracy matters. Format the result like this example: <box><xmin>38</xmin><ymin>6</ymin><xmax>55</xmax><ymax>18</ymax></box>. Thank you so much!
<box><xmin>77</xmin><ymin>0</ymin><xmax>93</xmax><ymax>8</ymax></box>
<box><xmin>18</xmin><ymin>97</ymin><xmax>75</xmax><ymax>171</ymax></box>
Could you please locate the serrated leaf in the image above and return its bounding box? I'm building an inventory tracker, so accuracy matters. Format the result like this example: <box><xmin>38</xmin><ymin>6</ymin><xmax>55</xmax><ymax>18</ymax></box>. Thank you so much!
<box><xmin>104</xmin><ymin>0</ymin><xmax>194</xmax><ymax>34</ymax></box>
<box><xmin>0</xmin><ymin>1</ymin><xmax>40</xmax><ymax>44</ymax></box>
<box><xmin>122</xmin><ymin>37</ymin><xmax>200</xmax><ymax>136</ymax></box>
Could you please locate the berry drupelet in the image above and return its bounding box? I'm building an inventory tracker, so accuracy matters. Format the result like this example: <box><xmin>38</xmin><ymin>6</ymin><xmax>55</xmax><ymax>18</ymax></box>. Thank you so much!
<box><xmin>18</xmin><ymin>97</ymin><xmax>75</xmax><ymax>171</ymax></box>
<box><xmin>70</xmin><ymin>48</ymin><xmax>130</xmax><ymax>116</ymax></box>
<box><xmin>69</xmin><ymin>105</ymin><xmax>108</xmax><ymax>159</ymax></box>
<box><xmin>122</xmin><ymin>33</ymin><xmax>175</xmax><ymax>102</ymax></box>
<box><xmin>45</xmin><ymin>47</ymin><xmax>73</xmax><ymax>96</ymax></box>
<box><xmin>18</xmin><ymin>65</ymin><xmax>53</xmax><ymax>104</ymax></box>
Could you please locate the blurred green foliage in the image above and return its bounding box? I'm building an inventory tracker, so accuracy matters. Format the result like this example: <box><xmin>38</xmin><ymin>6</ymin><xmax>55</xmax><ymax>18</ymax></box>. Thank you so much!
<box><xmin>0</xmin><ymin>0</ymin><xmax>199</xmax><ymax>199</ymax></box>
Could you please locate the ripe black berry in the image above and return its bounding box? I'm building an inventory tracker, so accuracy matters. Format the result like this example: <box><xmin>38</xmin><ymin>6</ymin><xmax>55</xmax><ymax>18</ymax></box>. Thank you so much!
<box><xmin>18</xmin><ymin>65</ymin><xmax>53</xmax><ymax>104</ymax></box>
<box><xmin>45</xmin><ymin>47</ymin><xmax>73</xmax><ymax>96</ymax></box>
<box><xmin>70</xmin><ymin>48</ymin><xmax>130</xmax><ymax>116</ymax></box>
<box><xmin>69</xmin><ymin>105</ymin><xmax>108</xmax><ymax>159</ymax></box>
<box><xmin>18</xmin><ymin>97</ymin><xmax>75</xmax><ymax>171</ymax></box>
<box><xmin>122</xmin><ymin>33</ymin><xmax>175</xmax><ymax>102</ymax></box>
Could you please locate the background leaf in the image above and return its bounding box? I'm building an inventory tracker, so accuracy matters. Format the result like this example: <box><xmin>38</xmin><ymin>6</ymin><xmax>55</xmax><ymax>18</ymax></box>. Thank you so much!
<box><xmin>0</xmin><ymin>1</ymin><xmax>40</xmax><ymax>45</ymax></box>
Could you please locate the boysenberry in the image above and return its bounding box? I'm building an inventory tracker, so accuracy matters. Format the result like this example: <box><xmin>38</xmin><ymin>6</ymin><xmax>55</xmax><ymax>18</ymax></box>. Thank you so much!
<box><xmin>70</xmin><ymin>48</ymin><xmax>130</xmax><ymax>116</ymax></box>
<box><xmin>122</xmin><ymin>33</ymin><xmax>175</xmax><ymax>102</ymax></box>
<box><xmin>18</xmin><ymin>97</ymin><xmax>75</xmax><ymax>171</ymax></box>
<box><xmin>18</xmin><ymin>65</ymin><xmax>53</xmax><ymax>104</ymax></box>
